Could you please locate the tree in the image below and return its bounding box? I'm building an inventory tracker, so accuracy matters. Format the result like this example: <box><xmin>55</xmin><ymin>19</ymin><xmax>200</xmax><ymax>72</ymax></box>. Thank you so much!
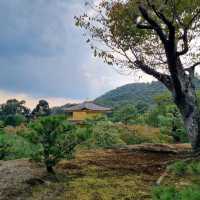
<box><xmin>0</xmin><ymin>99</ymin><xmax>30</xmax><ymax>126</ymax></box>
<box><xmin>76</xmin><ymin>1</ymin><xmax>200</xmax><ymax>152</ymax></box>
<box><xmin>150</xmin><ymin>93</ymin><xmax>187</xmax><ymax>142</ymax></box>
<box><xmin>112</xmin><ymin>104</ymin><xmax>137</xmax><ymax>124</ymax></box>
<box><xmin>29</xmin><ymin>116</ymin><xmax>77</xmax><ymax>174</ymax></box>
<box><xmin>31</xmin><ymin>100</ymin><xmax>51</xmax><ymax>119</ymax></box>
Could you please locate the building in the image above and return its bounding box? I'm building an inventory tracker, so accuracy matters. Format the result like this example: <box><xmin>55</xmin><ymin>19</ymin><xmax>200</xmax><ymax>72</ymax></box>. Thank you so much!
<box><xmin>64</xmin><ymin>101</ymin><xmax>111</xmax><ymax>122</ymax></box>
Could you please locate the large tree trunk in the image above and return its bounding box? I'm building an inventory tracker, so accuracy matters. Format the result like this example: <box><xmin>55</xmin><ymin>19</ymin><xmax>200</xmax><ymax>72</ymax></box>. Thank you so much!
<box><xmin>173</xmin><ymin>74</ymin><xmax>200</xmax><ymax>152</ymax></box>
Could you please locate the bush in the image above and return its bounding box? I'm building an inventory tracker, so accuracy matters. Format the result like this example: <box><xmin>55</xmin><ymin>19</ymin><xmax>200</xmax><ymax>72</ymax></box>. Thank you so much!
<box><xmin>180</xmin><ymin>185</ymin><xmax>200</xmax><ymax>200</ymax></box>
<box><xmin>188</xmin><ymin>161</ymin><xmax>200</xmax><ymax>175</ymax></box>
<box><xmin>152</xmin><ymin>185</ymin><xmax>200</xmax><ymax>200</ymax></box>
<box><xmin>0</xmin><ymin>133</ymin><xmax>11</xmax><ymax>160</ymax></box>
<box><xmin>4</xmin><ymin>114</ymin><xmax>26</xmax><ymax>127</ymax></box>
<box><xmin>81</xmin><ymin>121</ymin><xmax>125</xmax><ymax>149</ymax></box>
<box><xmin>169</xmin><ymin>161</ymin><xmax>187</xmax><ymax>176</ymax></box>
<box><xmin>152</xmin><ymin>186</ymin><xmax>178</xmax><ymax>200</ymax></box>
<box><xmin>28</xmin><ymin>116</ymin><xmax>78</xmax><ymax>173</ymax></box>
<box><xmin>119</xmin><ymin>124</ymin><xmax>173</xmax><ymax>144</ymax></box>
<box><xmin>0</xmin><ymin>131</ymin><xmax>38</xmax><ymax>160</ymax></box>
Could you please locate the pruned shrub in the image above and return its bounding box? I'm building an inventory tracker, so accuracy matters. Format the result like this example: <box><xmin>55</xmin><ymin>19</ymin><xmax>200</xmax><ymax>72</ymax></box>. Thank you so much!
<box><xmin>28</xmin><ymin>116</ymin><xmax>78</xmax><ymax>173</ymax></box>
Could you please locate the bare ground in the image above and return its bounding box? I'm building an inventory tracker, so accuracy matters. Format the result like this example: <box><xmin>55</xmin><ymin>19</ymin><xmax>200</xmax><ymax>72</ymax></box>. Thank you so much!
<box><xmin>0</xmin><ymin>144</ymin><xmax>192</xmax><ymax>200</ymax></box>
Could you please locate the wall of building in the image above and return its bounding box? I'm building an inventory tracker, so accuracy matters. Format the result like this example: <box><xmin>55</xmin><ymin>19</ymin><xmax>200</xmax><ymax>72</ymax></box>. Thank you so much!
<box><xmin>72</xmin><ymin>111</ymin><xmax>103</xmax><ymax>121</ymax></box>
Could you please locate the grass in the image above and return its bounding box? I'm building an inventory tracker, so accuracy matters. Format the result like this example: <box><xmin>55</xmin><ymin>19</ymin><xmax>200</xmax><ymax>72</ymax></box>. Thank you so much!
<box><xmin>30</xmin><ymin>166</ymin><xmax>153</xmax><ymax>200</ymax></box>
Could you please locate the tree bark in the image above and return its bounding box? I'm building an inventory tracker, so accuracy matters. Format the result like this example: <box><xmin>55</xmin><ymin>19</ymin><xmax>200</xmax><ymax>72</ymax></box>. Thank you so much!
<box><xmin>173</xmin><ymin>74</ymin><xmax>200</xmax><ymax>152</ymax></box>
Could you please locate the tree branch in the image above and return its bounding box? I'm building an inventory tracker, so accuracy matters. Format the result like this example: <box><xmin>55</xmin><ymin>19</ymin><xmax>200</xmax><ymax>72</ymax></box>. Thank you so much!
<box><xmin>185</xmin><ymin>62</ymin><xmax>200</xmax><ymax>72</ymax></box>
<box><xmin>134</xmin><ymin>60</ymin><xmax>172</xmax><ymax>90</ymax></box>
<box><xmin>146</xmin><ymin>0</ymin><xmax>173</xmax><ymax>29</ymax></box>
<box><xmin>136</xmin><ymin>24</ymin><xmax>153</xmax><ymax>30</ymax></box>
<box><xmin>139</xmin><ymin>5</ymin><xmax>167</xmax><ymax>45</ymax></box>
<box><xmin>177</xmin><ymin>28</ymin><xmax>189</xmax><ymax>56</ymax></box>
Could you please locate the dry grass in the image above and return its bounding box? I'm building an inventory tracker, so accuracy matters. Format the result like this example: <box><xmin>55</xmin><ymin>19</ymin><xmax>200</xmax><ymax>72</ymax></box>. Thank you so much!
<box><xmin>0</xmin><ymin>144</ymin><xmax>192</xmax><ymax>200</ymax></box>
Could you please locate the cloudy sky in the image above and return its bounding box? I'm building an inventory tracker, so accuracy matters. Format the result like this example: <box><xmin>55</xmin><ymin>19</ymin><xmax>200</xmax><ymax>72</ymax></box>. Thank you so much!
<box><xmin>0</xmin><ymin>0</ymin><xmax>152</xmax><ymax>108</ymax></box>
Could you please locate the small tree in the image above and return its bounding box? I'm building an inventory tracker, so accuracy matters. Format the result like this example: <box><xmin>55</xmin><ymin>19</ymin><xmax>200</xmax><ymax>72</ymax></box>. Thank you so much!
<box><xmin>29</xmin><ymin>116</ymin><xmax>77</xmax><ymax>174</ymax></box>
<box><xmin>0</xmin><ymin>99</ymin><xmax>30</xmax><ymax>126</ymax></box>
<box><xmin>31</xmin><ymin>100</ymin><xmax>51</xmax><ymax>119</ymax></box>
<box><xmin>76</xmin><ymin>1</ymin><xmax>200</xmax><ymax>152</ymax></box>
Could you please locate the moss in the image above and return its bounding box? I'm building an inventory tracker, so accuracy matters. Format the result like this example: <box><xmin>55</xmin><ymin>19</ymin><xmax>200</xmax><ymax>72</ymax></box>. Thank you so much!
<box><xmin>30</xmin><ymin>165</ymin><xmax>153</xmax><ymax>200</ymax></box>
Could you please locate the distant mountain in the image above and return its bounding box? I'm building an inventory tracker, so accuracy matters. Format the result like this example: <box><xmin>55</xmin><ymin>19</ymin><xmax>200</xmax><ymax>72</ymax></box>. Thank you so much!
<box><xmin>51</xmin><ymin>79</ymin><xmax>200</xmax><ymax>114</ymax></box>
<box><xmin>95</xmin><ymin>79</ymin><xmax>200</xmax><ymax>108</ymax></box>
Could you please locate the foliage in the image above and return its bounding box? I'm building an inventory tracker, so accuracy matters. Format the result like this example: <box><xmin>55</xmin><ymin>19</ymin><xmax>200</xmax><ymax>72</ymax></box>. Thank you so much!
<box><xmin>31</xmin><ymin>100</ymin><xmax>51</xmax><ymax>119</ymax></box>
<box><xmin>0</xmin><ymin>133</ymin><xmax>11</xmax><ymax>160</ymax></box>
<box><xmin>119</xmin><ymin>124</ymin><xmax>173</xmax><ymax>144</ymax></box>
<box><xmin>0</xmin><ymin>131</ymin><xmax>38</xmax><ymax>160</ymax></box>
<box><xmin>145</xmin><ymin>92</ymin><xmax>188</xmax><ymax>143</ymax></box>
<box><xmin>95</xmin><ymin>81</ymin><xmax>168</xmax><ymax>108</ymax></box>
<box><xmin>76</xmin><ymin>0</ymin><xmax>200</xmax><ymax>69</ymax></box>
<box><xmin>28</xmin><ymin>116</ymin><xmax>78</xmax><ymax>173</ymax></box>
<box><xmin>76</xmin><ymin>0</ymin><xmax>200</xmax><ymax>151</ymax></box>
<box><xmin>111</xmin><ymin>104</ymin><xmax>138</xmax><ymax>124</ymax></box>
<box><xmin>4</xmin><ymin>114</ymin><xmax>26</xmax><ymax>127</ymax></box>
<box><xmin>152</xmin><ymin>185</ymin><xmax>200</xmax><ymax>200</ymax></box>
<box><xmin>95</xmin><ymin>80</ymin><xmax>200</xmax><ymax>108</ymax></box>
<box><xmin>188</xmin><ymin>161</ymin><xmax>200</xmax><ymax>175</ymax></box>
<box><xmin>0</xmin><ymin>99</ymin><xmax>30</xmax><ymax>126</ymax></box>
<box><xmin>152</xmin><ymin>186</ymin><xmax>178</xmax><ymax>200</ymax></box>
<box><xmin>80</xmin><ymin>121</ymin><xmax>125</xmax><ymax>149</ymax></box>
<box><xmin>169</xmin><ymin>161</ymin><xmax>188</xmax><ymax>176</ymax></box>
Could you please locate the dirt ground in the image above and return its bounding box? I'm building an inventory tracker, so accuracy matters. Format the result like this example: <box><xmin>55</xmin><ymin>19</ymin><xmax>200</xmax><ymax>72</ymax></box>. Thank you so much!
<box><xmin>0</xmin><ymin>144</ymin><xmax>192</xmax><ymax>200</ymax></box>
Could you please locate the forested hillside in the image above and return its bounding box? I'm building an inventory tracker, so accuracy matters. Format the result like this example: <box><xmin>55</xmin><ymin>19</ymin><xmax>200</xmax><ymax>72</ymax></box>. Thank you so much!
<box><xmin>95</xmin><ymin>79</ymin><xmax>200</xmax><ymax>107</ymax></box>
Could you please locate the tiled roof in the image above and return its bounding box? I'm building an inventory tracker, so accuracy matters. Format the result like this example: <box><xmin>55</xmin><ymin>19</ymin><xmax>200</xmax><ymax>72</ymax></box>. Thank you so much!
<box><xmin>64</xmin><ymin>102</ymin><xmax>111</xmax><ymax>112</ymax></box>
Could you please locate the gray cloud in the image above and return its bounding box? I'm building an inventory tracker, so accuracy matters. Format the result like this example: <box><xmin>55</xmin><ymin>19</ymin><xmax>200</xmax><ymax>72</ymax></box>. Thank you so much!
<box><xmin>0</xmin><ymin>0</ymin><xmax>141</xmax><ymax>102</ymax></box>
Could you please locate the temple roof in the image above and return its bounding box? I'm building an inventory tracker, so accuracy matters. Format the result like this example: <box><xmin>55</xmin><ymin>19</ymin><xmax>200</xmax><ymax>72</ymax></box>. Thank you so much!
<box><xmin>64</xmin><ymin>102</ymin><xmax>111</xmax><ymax>112</ymax></box>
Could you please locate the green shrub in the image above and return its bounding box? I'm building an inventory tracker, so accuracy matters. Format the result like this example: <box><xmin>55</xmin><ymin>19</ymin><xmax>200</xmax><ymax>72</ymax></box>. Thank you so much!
<box><xmin>152</xmin><ymin>185</ymin><xmax>200</xmax><ymax>200</ymax></box>
<box><xmin>0</xmin><ymin>134</ymin><xmax>11</xmax><ymax>160</ymax></box>
<box><xmin>0</xmin><ymin>131</ymin><xmax>38</xmax><ymax>160</ymax></box>
<box><xmin>4</xmin><ymin>114</ymin><xmax>26</xmax><ymax>127</ymax></box>
<box><xmin>28</xmin><ymin>116</ymin><xmax>78</xmax><ymax>173</ymax></box>
<box><xmin>152</xmin><ymin>186</ymin><xmax>178</xmax><ymax>200</ymax></box>
<box><xmin>188</xmin><ymin>161</ymin><xmax>200</xmax><ymax>175</ymax></box>
<box><xmin>82</xmin><ymin>121</ymin><xmax>125</xmax><ymax>149</ymax></box>
<box><xmin>180</xmin><ymin>185</ymin><xmax>200</xmax><ymax>200</ymax></box>
<box><xmin>118</xmin><ymin>127</ymin><xmax>146</xmax><ymax>145</ymax></box>
<box><xmin>169</xmin><ymin>161</ymin><xmax>187</xmax><ymax>176</ymax></box>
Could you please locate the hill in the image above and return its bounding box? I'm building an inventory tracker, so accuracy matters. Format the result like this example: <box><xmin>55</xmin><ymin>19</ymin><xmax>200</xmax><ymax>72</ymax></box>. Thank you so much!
<box><xmin>95</xmin><ymin>79</ymin><xmax>200</xmax><ymax>107</ymax></box>
<box><xmin>51</xmin><ymin>79</ymin><xmax>200</xmax><ymax>114</ymax></box>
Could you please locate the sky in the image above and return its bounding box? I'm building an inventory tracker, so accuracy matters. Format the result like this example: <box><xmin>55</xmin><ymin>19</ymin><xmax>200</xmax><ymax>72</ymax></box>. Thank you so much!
<box><xmin>0</xmin><ymin>0</ymin><xmax>153</xmax><ymax>109</ymax></box>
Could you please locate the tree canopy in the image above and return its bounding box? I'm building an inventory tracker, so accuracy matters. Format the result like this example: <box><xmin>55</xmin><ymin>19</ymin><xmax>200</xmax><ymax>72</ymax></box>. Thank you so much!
<box><xmin>76</xmin><ymin>0</ymin><xmax>200</xmax><ymax>84</ymax></box>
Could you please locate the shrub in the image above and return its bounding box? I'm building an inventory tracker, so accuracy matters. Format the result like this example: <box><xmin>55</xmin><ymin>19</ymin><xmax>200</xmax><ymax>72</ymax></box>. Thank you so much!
<box><xmin>0</xmin><ymin>131</ymin><xmax>38</xmax><ymax>160</ymax></box>
<box><xmin>152</xmin><ymin>186</ymin><xmax>178</xmax><ymax>200</ymax></box>
<box><xmin>169</xmin><ymin>161</ymin><xmax>187</xmax><ymax>176</ymax></box>
<box><xmin>180</xmin><ymin>185</ymin><xmax>200</xmax><ymax>200</ymax></box>
<box><xmin>4</xmin><ymin>114</ymin><xmax>26</xmax><ymax>127</ymax></box>
<box><xmin>152</xmin><ymin>185</ymin><xmax>200</xmax><ymax>200</ymax></box>
<box><xmin>29</xmin><ymin>116</ymin><xmax>78</xmax><ymax>173</ymax></box>
<box><xmin>120</xmin><ymin>124</ymin><xmax>173</xmax><ymax>144</ymax></box>
<box><xmin>188</xmin><ymin>161</ymin><xmax>200</xmax><ymax>175</ymax></box>
<box><xmin>82</xmin><ymin>121</ymin><xmax>125</xmax><ymax>149</ymax></box>
<box><xmin>0</xmin><ymin>133</ymin><xmax>11</xmax><ymax>160</ymax></box>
